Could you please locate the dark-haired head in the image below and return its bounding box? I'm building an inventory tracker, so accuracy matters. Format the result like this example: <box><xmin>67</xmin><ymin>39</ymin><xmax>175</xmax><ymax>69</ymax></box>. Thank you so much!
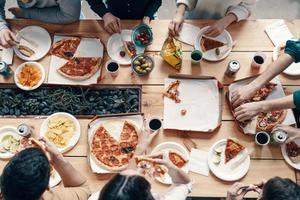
<box><xmin>99</xmin><ymin>172</ymin><xmax>154</xmax><ymax>200</ymax></box>
<box><xmin>261</xmin><ymin>177</ymin><xmax>300</xmax><ymax>200</ymax></box>
<box><xmin>1</xmin><ymin>147</ymin><xmax>50</xmax><ymax>200</ymax></box>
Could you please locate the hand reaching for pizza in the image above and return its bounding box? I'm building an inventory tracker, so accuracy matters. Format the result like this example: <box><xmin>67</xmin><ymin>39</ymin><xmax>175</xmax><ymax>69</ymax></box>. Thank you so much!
<box><xmin>102</xmin><ymin>12</ymin><xmax>121</xmax><ymax>34</ymax></box>
<box><xmin>231</xmin><ymin>84</ymin><xmax>257</xmax><ymax>109</ymax></box>
<box><xmin>234</xmin><ymin>102</ymin><xmax>262</xmax><ymax>122</ymax></box>
<box><xmin>226</xmin><ymin>182</ymin><xmax>257</xmax><ymax>200</ymax></box>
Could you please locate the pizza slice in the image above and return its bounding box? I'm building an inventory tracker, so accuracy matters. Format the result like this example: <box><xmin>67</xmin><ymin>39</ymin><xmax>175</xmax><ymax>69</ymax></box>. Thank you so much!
<box><xmin>123</xmin><ymin>41</ymin><xmax>136</xmax><ymax>57</ymax></box>
<box><xmin>168</xmin><ymin>150</ymin><xmax>188</xmax><ymax>168</ymax></box>
<box><xmin>50</xmin><ymin>37</ymin><xmax>81</xmax><ymax>60</ymax></box>
<box><xmin>57</xmin><ymin>57</ymin><xmax>101</xmax><ymax>81</ymax></box>
<box><xmin>251</xmin><ymin>83</ymin><xmax>277</xmax><ymax>102</ymax></box>
<box><xmin>200</xmin><ymin>36</ymin><xmax>225</xmax><ymax>52</ymax></box>
<box><xmin>225</xmin><ymin>138</ymin><xmax>245</xmax><ymax>163</ymax></box>
<box><xmin>163</xmin><ymin>80</ymin><xmax>181</xmax><ymax>103</ymax></box>
<box><xmin>256</xmin><ymin>110</ymin><xmax>287</xmax><ymax>132</ymax></box>
<box><xmin>286</xmin><ymin>141</ymin><xmax>300</xmax><ymax>163</ymax></box>
<box><xmin>135</xmin><ymin>156</ymin><xmax>168</xmax><ymax>178</ymax></box>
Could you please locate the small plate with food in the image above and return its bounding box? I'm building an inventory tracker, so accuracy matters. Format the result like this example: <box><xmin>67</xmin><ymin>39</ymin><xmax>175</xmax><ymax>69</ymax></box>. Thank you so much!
<box><xmin>273</xmin><ymin>39</ymin><xmax>300</xmax><ymax>76</ymax></box>
<box><xmin>0</xmin><ymin>126</ymin><xmax>23</xmax><ymax>159</ymax></box>
<box><xmin>132</xmin><ymin>24</ymin><xmax>153</xmax><ymax>47</ymax></box>
<box><xmin>208</xmin><ymin>138</ymin><xmax>250</xmax><ymax>181</ymax></box>
<box><xmin>281</xmin><ymin>138</ymin><xmax>300</xmax><ymax>170</ymax></box>
<box><xmin>131</xmin><ymin>54</ymin><xmax>154</xmax><ymax>76</ymax></box>
<box><xmin>14</xmin><ymin>62</ymin><xmax>45</xmax><ymax>91</ymax></box>
<box><xmin>194</xmin><ymin>26</ymin><xmax>233</xmax><ymax>61</ymax></box>
<box><xmin>14</xmin><ymin>25</ymin><xmax>51</xmax><ymax>61</ymax></box>
<box><xmin>40</xmin><ymin>112</ymin><xmax>81</xmax><ymax>153</ymax></box>
<box><xmin>150</xmin><ymin>142</ymin><xmax>189</xmax><ymax>185</ymax></box>
<box><xmin>107</xmin><ymin>29</ymin><xmax>144</xmax><ymax>65</ymax></box>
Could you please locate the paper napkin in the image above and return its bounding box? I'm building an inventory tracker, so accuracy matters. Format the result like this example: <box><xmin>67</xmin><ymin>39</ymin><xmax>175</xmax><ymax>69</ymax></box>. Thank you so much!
<box><xmin>264</xmin><ymin>20</ymin><xmax>294</xmax><ymax>47</ymax></box>
<box><xmin>177</xmin><ymin>23</ymin><xmax>201</xmax><ymax>45</ymax></box>
<box><xmin>188</xmin><ymin>148</ymin><xmax>209</xmax><ymax>176</ymax></box>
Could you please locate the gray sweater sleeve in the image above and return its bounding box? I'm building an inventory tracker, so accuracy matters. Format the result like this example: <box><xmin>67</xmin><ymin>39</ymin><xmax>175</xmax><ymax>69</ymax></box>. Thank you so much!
<box><xmin>22</xmin><ymin>0</ymin><xmax>81</xmax><ymax>24</ymax></box>
<box><xmin>0</xmin><ymin>0</ymin><xmax>9</xmax><ymax>31</ymax></box>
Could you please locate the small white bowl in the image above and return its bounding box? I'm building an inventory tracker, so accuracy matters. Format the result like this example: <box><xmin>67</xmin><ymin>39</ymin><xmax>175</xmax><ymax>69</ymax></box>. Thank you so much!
<box><xmin>14</xmin><ymin>62</ymin><xmax>45</xmax><ymax>91</ymax></box>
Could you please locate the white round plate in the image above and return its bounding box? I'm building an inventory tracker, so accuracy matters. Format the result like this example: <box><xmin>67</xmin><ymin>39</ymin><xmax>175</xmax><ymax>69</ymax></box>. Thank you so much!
<box><xmin>49</xmin><ymin>169</ymin><xmax>62</xmax><ymax>188</ymax></box>
<box><xmin>151</xmin><ymin>142</ymin><xmax>190</xmax><ymax>185</ymax></box>
<box><xmin>281</xmin><ymin>138</ymin><xmax>300</xmax><ymax>170</ymax></box>
<box><xmin>14</xmin><ymin>26</ymin><xmax>51</xmax><ymax>61</ymax></box>
<box><xmin>0</xmin><ymin>126</ymin><xmax>22</xmax><ymax>159</ymax></box>
<box><xmin>195</xmin><ymin>26</ymin><xmax>233</xmax><ymax>61</ymax></box>
<box><xmin>40</xmin><ymin>112</ymin><xmax>81</xmax><ymax>153</ymax></box>
<box><xmin>273</xmin><ymin>40</ymin><xmax>300</xmax><ymax>76</ymax></box>
<box><xmin>14</xmin><ymin>62</ymin><xmax>45</xmax><ymax>91</ymax></box>
<box><xmin>208</xmin><ymin>139</ymin><xmax>250</xmax><ymax>181</ymax></box>
<box><xmin>107</xmin><ymin>29</ymin><xmax>144</xmax><ymax>65</ymax></box>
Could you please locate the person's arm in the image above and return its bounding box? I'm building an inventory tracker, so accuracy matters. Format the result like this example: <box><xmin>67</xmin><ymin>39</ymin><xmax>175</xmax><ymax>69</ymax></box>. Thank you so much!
<box><xmin>20</xmin><ymin>0</ymin><xmax>81</xmax><ymax>24</ymax></box>
<box><xmin>144</xmin><ymin>0</ymin><xmax>162</xmax><ymax>20</ymax></box>
<box><xmin>0</xmin><ymin>0</ymin><xmax>7</xmax><ymax>30</ymax></box>
<box><xmin>231</xmin><ymin>53</ymin><xmax>295</xmax><ymax>108</ymax></box>
<box><xmin>41</xmin><ymin>137</ymin><xmax>87</xmax><ymax>187</ymax></box>
<box><xmin>226</xmin><ymin>0</ymin><xmax>256</xmax><ymax>22</ymax></box>
<box><xmin>234</xmin><ymin>94</ymin><xmax>295</xmax><ymax>122</ymax></box>
<box><xmin>87</xmin><ymin>0</ymin><xmax>110</xmax><ymax>18</ymax></box>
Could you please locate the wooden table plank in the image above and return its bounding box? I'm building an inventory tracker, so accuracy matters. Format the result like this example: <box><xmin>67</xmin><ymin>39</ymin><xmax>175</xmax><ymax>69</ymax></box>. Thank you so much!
<box><xmin>0</xmin><ymin>157</ymin><xmax>293</xmax><ymax>198</ymax></box>
<box><xmin>0</xmin><ymin>118</ymin><xmax>285</xmax><ymax>159</ymax></box>
<box><xmin>7</xmin><ymin>19</ymin><xmax>300</xmax><ymax>52</ymax></box>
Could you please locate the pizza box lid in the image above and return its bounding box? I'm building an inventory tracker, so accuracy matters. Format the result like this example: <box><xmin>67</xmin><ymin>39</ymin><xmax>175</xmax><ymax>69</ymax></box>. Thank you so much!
<box><xmin>48</xmin><ymin>35</ymin><xmax>104</xmax><ymax>86</ymax></box>
<box><xmin>227</xmin><ymin>76</ymin><xmax>296</xmax><ymax>135</ymax></box>
<box><xmin>87</xmin><ymin>114</ymin><xmax>144</xmax><ymax>174</ymax></box>
<box><xmin>163</xmin><ymin>74</ymin><xmax>223</xmax><ymax>133</ymax></box>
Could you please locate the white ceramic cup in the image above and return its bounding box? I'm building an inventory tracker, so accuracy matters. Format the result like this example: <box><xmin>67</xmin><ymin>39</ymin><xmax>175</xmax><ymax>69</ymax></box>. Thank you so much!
<box><xmin>255</xmin><ymin>131</ymin><xmax>270</xmax><ymax>146</ymax></box>
<box><xmin>251</xmin><ymin>52</ymin><xmax>266</xmax><ymax>69</ymax></box>
<box><xmin>105</xmin><ymin>60</ymin><xmax>120</xmax><ymax>78</ymax></box>
<box><xmin>148</xmin><ymin>117</ymin><xmax>162</xmax><ymax>132</ymax></box>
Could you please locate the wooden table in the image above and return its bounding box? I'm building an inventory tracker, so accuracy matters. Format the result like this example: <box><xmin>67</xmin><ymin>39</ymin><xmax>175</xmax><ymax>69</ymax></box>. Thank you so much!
<box><xmin>0</xmin><ymin>19</ymin><xmax>300</xmax><ymax>198</ymax></box>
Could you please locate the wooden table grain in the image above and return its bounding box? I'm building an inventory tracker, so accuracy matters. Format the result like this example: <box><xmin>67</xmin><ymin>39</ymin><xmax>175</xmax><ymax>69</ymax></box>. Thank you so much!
<box><xmin>0</xmin><ymin>19</ymin><xmax>299</xmax><ymax>197</ymax></box>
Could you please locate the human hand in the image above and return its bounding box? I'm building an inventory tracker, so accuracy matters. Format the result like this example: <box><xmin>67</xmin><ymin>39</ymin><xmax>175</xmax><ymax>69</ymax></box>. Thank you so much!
<box><xmin>8</xmin><ymin>7</ymin><xmax>24</xmax><ymax>18</ymax></box>
<box><xmin>142</xmin><ymin>16</ymin><xmax>151</xmax><ymax>26</ymax></box>
<box><xmin>0</xmin><ymin>28</ymin><xmax>18</xmax><ymax>48</ymax></box>
<box><xmin>39</xmin><ymin>137</ymin><xmax>64</xmax><ymax>164</ymax></box>
<box><xmin>204</xmin><ymin>19</ymin><xmax>228</xmax><ymax>37</ymax></box>
<box><xmin>226</xmin><ymin>182</ymin><xmax>256</xmax><ymax>200</ymax></box>
<box><xmin>231</xmin><ymin>84</ymin><xmax>257</xmax><ymax>109</ymax></box>
<box><xmin>168</xmin><ymin>12</ymin><xmax>184</xmax><ymax>36</ymax></box>
<box><xmin>138</xmin><ymin>120</ymin><xmax>159</xmax><ymax>148</ymax></box>
<box><xmin>103</xmin><ymin>12</ymin><xmax>121</xmax><ymax>34</ymax></box>
<box><xmin>273</xmin><ymin>125</ymin><xmax>300</xmax><ymax>143</ymax></box>
<box><xmin>234</xmin><ymin>102</ymin><xmax>262</xmax><ymax>122</ymax></box>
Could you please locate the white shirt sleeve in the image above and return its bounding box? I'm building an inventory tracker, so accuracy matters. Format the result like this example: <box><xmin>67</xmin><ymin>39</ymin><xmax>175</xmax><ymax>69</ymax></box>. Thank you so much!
<box><xmin>156</xmin><ymin>182</ymin><xmax>193</xmax><ymax>200</ymax></box>
<box><xmin>226</xmin><ymin>0</ymin><xmax>257</xmax><ymax>21</ymax></box>
<box><xmin>176</xmin><ymin>0</ymin><xmax>198</xmax><ymax>11</ymax></box>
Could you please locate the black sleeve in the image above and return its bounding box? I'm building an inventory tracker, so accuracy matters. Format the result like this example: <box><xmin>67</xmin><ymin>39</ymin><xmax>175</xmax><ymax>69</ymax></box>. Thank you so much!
<box><xmin>86</xmin><ymin>0</ymin><xmax>110</xmax><ymax>17</ymax></box>
<box><xmin>144</xmin><ymin>0</ymin><xmax>162</xmax><ymax>19</ymax></box>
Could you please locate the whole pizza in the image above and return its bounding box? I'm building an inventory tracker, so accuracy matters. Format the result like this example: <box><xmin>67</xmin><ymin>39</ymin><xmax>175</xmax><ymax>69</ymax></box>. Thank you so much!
<box><xmin>50</xmin><ymin>37</ymin><xmax>102</xmax><ymax>81</ymax></box>
<box><xmin>90</xmin><ymin>121</ymin><xmax>139</xmax><ymax>171</ymax></box>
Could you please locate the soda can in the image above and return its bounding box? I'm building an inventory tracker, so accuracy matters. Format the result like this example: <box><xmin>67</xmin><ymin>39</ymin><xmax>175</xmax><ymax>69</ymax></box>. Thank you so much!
<box><xmin>0</xmin><ymin>61</ymin><xmax>13</xmax><ymax>78</ymax></box>
<box><xmin>271</xmin><ymin>129</ymin><xmax>287</xmax><ymax>144</ymax></box>
<box><xmin>17</xmin><ymin>124</ymin><xmax>33</xmax><ymax>137</ymax></box>
<box><xmin>225</xmin><ymin>60</ymin><xmax>240</xmax><ymax>76</ymax></box>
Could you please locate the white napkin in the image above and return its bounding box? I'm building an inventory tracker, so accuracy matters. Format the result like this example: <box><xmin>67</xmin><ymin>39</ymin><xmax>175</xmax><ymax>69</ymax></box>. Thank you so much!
<box><xmin>177</xmin><ymin>23</ymin><xmax>201</xmax><ymax>45</ymax></box>
<box><xmin>1</xmin><ymin>48</ymin><xmax>13</xmax><ymax>65</ymax></box>
<box><xmin>188</xmin><ymin>148</ymin><xmax>209</xmax><ymax>176</ymax></box>
<box><xmin>264</xmin><ymin>20</ymin><xmax>294</xmax><ymax>47</ymax></box>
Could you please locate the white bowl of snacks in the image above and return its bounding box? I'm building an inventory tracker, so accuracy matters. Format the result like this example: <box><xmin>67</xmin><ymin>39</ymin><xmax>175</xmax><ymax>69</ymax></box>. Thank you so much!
<box><xmin>14</xmin><ymin>62</ymin><xmax>45</xmax><ymax>91</ymax></box>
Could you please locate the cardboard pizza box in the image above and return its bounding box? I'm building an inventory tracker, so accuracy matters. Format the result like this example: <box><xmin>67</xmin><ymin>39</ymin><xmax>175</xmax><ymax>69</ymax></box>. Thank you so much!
<box><xmin>163</xmin><ymin>74</ymin><xmax>223</xmax><ymax>133</ymax></box>
<box><xmin>87</xmin><ymin>114</ymin><xmax>144</xmax><ymax>174</ymax></box>
<box><xmin>227</xmin><ymin>76</ymin><xmax>296</xmax><ymax>135</ymax></box>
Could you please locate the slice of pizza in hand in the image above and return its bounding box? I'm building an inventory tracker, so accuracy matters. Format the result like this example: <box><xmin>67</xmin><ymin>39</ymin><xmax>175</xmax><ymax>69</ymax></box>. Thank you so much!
<box><xmin>135</xmin><ymin>156</ymin><xmax>168</xmax><ymax>178</ymax></box>
<box><xmin>200</xmin><ymin>36</ymin><xmax>226</xmax><ymax>52</ymax></box>
<box><xmin>57</xmin><ymin>57</ymin><xmax>101</xmax><ymax>81</ymax></box>
<box><xmin>50</xmin><ymin>37</ymin><xmax>81</xmax><ymax>60</ymax></box>
<box><xmin>286</xmin><ymin>141</ymin><xmax>300</xmax><ymax>164</ymax></box>
<box><xmin>123</xmin><ymin>41</ymin><xmax>136</xmax><ymax>58</ymax></box>
<box><xmin>225</xmin><ymin>138</ymin><xmax>245</xmax><ymax>163</ymax></box>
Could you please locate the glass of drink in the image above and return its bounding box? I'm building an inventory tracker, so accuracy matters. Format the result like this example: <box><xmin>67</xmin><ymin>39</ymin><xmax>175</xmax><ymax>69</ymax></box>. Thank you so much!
<box><xmin>191</xmin><ymin>50</ymin><xmax>203</xmax><ymax>64</ymax></box>
<box><xmin>106</xmin><ymin>60</ymin><xmax>119</xmax><ymax>78</ymax></box>
<box><xmin>251</xmin><ymin>52</ymin><xmax>266</xmax><ymax>69</ymax></box>
<box><xmin>148</xmin><ymin>118</ymin><xmax>162</xmax><ymax>132</ymax></box>
<box><xmin>255</xmin><ymin>131</ymin><xmax>270</xmax><ymax>146</ymax></box>
<box><xmin>0</xmin><ymin>61</ymin><xmax>13</xmax><ymax>78</ymax></box>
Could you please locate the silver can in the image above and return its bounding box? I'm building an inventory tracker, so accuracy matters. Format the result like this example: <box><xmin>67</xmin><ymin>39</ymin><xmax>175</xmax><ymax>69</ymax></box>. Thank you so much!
<box><xmin>17</xmin><ymin>124</ymin><xmax>33</xmax><ymax>137</ymax></box>
<box><xmin>271</xmin><ymin>129</ymin><xmax>287</xmax><ymax>144</ymax></box>
<box><xmin>225</xmin><ymin>60</ymin><xmax>240</xmax><ymax>76</ymax></box>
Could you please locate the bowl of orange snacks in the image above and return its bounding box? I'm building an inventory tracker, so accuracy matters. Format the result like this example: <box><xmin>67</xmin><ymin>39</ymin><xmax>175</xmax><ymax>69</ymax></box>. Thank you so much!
<box><xmin>14</xmin><ymin>62</ymin><xmax>45</xmax><ymax>91</ymax></box>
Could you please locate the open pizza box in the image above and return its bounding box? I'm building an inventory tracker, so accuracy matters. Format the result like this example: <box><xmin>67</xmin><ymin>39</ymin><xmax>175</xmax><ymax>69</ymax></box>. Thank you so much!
<box><xmin>48</xmin><ymin>35</ymin><xmax>104</xmax><ymax>85</ymax></box>
<box><xmin>163</xmin><ymin>74</ymin><xmax>223</xmax><ymax>132</ymax></box>
<box><xmin>227</xmin><ymin>76</ymin><xmax>296</xmax><ymax>135</ymax></box>
<box><xmin>87</xmin><ymin>113</ymin><xmax>144</xmax><ymax>174</ymax></box>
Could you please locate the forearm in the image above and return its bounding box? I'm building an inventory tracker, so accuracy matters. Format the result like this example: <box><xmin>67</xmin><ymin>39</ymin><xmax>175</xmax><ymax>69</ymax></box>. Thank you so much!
<box><xmin>168</xmin><ymin>165</ymin><xmax>191</xmax><ymax>185</ymax></box>
<box><xmin>250</xmin><ymin>54</ymin><xmax>295</xmax><ymax>89</ymax></box>
<box><xmin>52</xmin><ymin>155</ymin><xmax>87</xmax><ymax>187</ymax></box>
<box><xmin>221</xmin><ymin>13</ymin><xmax>237</xmax><ymax>27</ymax></box>
<box><xmin>0</xmin><ymin>0</ymin><xmax>8</xmax><ymax>30</ymax></box>
<box><xmin>260</xmin><ymin>95</ymin><xmax>295</xmax><ymax>112</ymax></box>
<box><xmin>176</xmin><ymin>3</ymin><xmax>187</xmax><ymax>15</ymax></box>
